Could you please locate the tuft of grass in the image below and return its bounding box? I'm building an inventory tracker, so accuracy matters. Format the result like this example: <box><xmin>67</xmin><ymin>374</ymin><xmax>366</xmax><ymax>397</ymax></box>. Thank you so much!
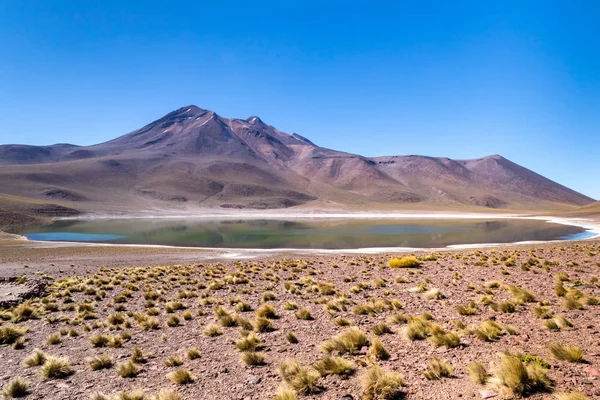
<box><xmin>235</xmin><ymin>301</ymin><xmax>253</xmax><ymax>312</ymax></box>
<box><xmin>254</xmin><ymin>317</ymin><xmax>275</xmax><ymax>333</ymax></box>
<box><xmin>168</xmin><ymin>368</ymin><xmax>194</xmax><ymax>384</ymax></box>
<box><xmin>0</xmin><ymin>325</ymin><xmax>28</xmax><ymax>344</ymax></box>
<box><xmin>90</xmin><ymin>392</ymin><xmax>110</xmax><ymax>400</ymax></box>
<box><xmin>241</xmin><ymin>351</ymin><xmax>266</xmax><ymax>366</ymax></box>
<box><xmin>388</xmin><ymin>256</ymin><xmax>420</xmax><ymax>268</ymax></box>
<box><xmin>457</xmin><ymin>303</ymin><xmax>477</xmax><ymax>316</ymax></box>
<box><xmin>313</xmin><ymin>356</ymin><xmax>355</xmax><ymax>377</ymax></box>
<box><xmin>203</xmin><ymin>324</ymin><xmax>222</xmax><ymax>337</ymax></box>
<box><xmin>87</xmin><ymin>354</ymin><xmax>113</xmax><ymax>370</ymax></box>
<box><xmin>405</xmin><ymin>316</ymin><xmax>441</xmax><ymax>341</ymax></box>
<box><xmin>46</xmin><ymin>332</ymin><xmax>61</xmax><ymax>345</ymax></box>
<box><xmin>117</xmin><ymin>361</ymin><xmax>139</xmax><ymax>378</ymax></box>
<box><xmin>163</xmin><ymin>356</ymin><xmax>183</xmax><ymax>367</ymax></box>
<box><xmin>295</xmin><ymin>308</ymin><xmax>312</xmax><ymax>320</ymax></box>
<box><xmin>371</xmin><ymin>323</ymin><xmax>392</xmax><ymax>336</ymax></box>
<box><xmin>423</xmin><ymin>358</ymin><xmax>453</xmax><ymax>380</ymax></box>
<box><xmin>273</xmin><ymin>385</ymin><xmax>298</xmax><ymax>400</ymax></box>
<box><xmin>23</xmin><ymin>349</ymin><xmax>47</xmax><ymax>367</ymax></box>
<box><xmin>2</xmin><ymin>377</ymin><xmax>29</xmax><ymax>398</ymax></box>
<box><xmin>319</xmin><ymin>327</ymin><xmax>369</xmax><ymax>355</ymax></box>
<box><xmin>361</xmin><ymin>365</ymin><xmax>404</xmax><ymax>400</ymax></box>
<box><xmin>40</xmin><ymin>356</ymin><xmax>74</xmax><ymax>379</ymax></box>
<box><xmin>186</xmin><ymin>347</ymin><xmax>201</xmax><ymax>360</ymax></box>
<box><xmin>335</xmin><ymin>318</ymin><xmax>352</xmax><ymax>327</ymax></box>
<box><xmin>423</xmin><ymin>288</ymin><xmax>444</xmax><ymax>300</ymax></box>
<box><xmin>563</xmin><ymin>297</ymin><xmax>584</xmax><ymax>310</ymax></box>
<box><xmin>473</xmin><ymin>319</ymin><xmax>505</xmax><ymax>341</ymax></box>
<box><xmin>368</xmin><ymin>338</ymin><xmax>390</xmax><ymax>361</ymax></box>
<box><xmin>506</xmin><ymin>285</ymin><xmax>536</xmax><ymax>303</ymax></box>
<box><xmin>131</xmin><ymin>347</ymin><xmax>147</xmax><ymax>364</ymax></box>
<box><xmin>11</xmin><ymin>302</ymin><xmax>38</xmax><ymax>323</ymax></box>
<box><xmin>236</xmin><ymin>333</ymin><xmax>263</xmax><ymax>352</ymax></box>
<box><xmin>553</xmin><ymin>314</ymin><xmax>573</xmax><ymax>329</ymax></box>
<box><xmin>468</xmin><ymin>361</ymin><xmax>489</xmax><ymax>385</ymax></box>
<box><xmin>278</xmin><ymin>359</ymin><xmax>320</xmax><ymax>395</ymax></box>
<box><xmin>429</xmin><ymin>331</ymin><xmax>461</xmax><ymax>348</ymax></box>
<box><xmin>533</xmin><ymin>306</ymin><xmax>553</xmax><ymax>319</ymax></box>
<box><xmin>12</xmin><ymin>336</ymin><xmax>25</xmax><ymax>350</ymax></box>
<box><xmin>166</xmin><ymin>315</ymin><xmax>180</xmax><ymax>327</ymax></box>
<box><xmin>548</xmin><ymin>343</ymin><xmax>584</xmax><ymax>363</ymax></box>
<box><xmin>286</xmin><ymin>332</ymin><xmax>299</xmax><ymax>344</ymax></box>
<box><xmin>256</xmin><ymin>303</ymin><xmax>278</xmax><ymax>319</ymax></box>
<box><xmin>498</xmin><ymin>301</ymin><xmax>517</xmax><ymax>313</ymax></box>
<box><xmin>154</xmin><ymin>390</ymin><xmax>182</xmax><ymax>400</ymax></box>
<box><xmin>113</xmin><ymin>390</ymin><xmax>145</xmax><ymax>400</ymax></box>
<box><xmin>489</xmin><ymin>353</ymin><xmax>552</xmax><ymax>397</ymax></box>
<box><xmin>89</xmin><ymin>334</ymin><xmax>110</xmax><ymax>348</ymax></box>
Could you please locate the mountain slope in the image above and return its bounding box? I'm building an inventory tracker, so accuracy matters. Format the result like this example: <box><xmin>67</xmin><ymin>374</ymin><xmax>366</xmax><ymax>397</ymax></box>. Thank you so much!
<box><xmin>563</xmin><ymin>201</ymin><xmax>600</xmax><ymax>216</ymax></box>
<box><xmin>0</xmin><ymin>105</ymin><xmax>594</xmax><ymax>215</ymax></box>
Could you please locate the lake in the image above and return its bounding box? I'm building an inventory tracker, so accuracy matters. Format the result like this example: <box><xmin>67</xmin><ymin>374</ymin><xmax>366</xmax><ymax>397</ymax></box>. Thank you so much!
<box><xmin>15</xmin><ymin>217</ymin><xmax>595</xmax><ymax>249</ymax></box>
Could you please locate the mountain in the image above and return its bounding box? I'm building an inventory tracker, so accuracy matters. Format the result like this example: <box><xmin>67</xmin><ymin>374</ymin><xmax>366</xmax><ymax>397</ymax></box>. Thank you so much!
<box><xmin>0</xmin><ymin>105</ymin><xmax>594</xmax><ymax>218</ymax></box>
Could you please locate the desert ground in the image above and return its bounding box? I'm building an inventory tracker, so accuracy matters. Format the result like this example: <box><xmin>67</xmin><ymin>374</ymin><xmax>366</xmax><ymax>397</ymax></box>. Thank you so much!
<box><xmin>1</xmin><ymin>218</ymin><xmax>600</xmax><ymax>400</ymax></box>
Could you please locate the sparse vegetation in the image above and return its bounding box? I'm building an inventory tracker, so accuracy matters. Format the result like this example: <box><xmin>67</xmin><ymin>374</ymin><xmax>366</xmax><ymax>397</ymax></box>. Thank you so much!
<box><xmin>548</xmin><ymin>343</ymin><xmax>584</xmax><ymax>362</ymax></box>
<box><xmin>388</xmin><ymin>256</ymin><xmax>420</xmax><ymax>268</ymax></box>
<box><xmin>241</xmin><ymin>351</ymin><xmax>266</xmax><ymax>366</ymax></box>
<box><xmin>40</xmin><ymin>356</ymin><xmax>74</xmax><ymax>379</ymax></box>
<box><xmin>361</xmin><ymin>365</ymin><xmax>404</xmax><ymax>400</ymax></box>
<box><xmin>423</xmin><ymin>358</ymin><xmax>453</xmax><ymax>380</ymax></box>
<box><xmin>320</xmin><ymin>327</ymin><xmax>369</xmax><ymax>355</ymax></box>
<box><xmin>88</xmin><ymin>354</ymin><xmax>113</xmax><ymax>370</ymax></box>
<box><xmin>468</xmin><ymin>361</ymin><xmax>488</xmax><ymax>384</ymax></box>
<box><xmin>117</xmin><ymin>361</ymin><xmax>138</xmax><ymax>378</ymax></box>
<box><xmin>0</xmin><ymin>242</ymin><xmax>597</xmax><ymax>399</ymax></box>
<box><xmin>2</xmin><ymin>377</ymin><xmax>29</xmax><ymax>398</ymax></box>
<box><xmin>489</xmin><ymin>353</ymin><xmax>552</xmax><ymax>397</ymax></box>
<box><xmin>168</xmin><ymin>368</ymin><xmax>194</xmax><ymax>384</ymax></box>
<box><xmin>278</xmin><ymin>359</ymin><xmax>320</xmax><ymax>394</ymax></box>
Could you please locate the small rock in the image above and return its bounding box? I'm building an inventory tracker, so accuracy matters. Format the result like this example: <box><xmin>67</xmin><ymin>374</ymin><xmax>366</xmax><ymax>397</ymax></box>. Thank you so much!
<box><xmin>248</xmin><ymin>375</ymin><xmax>261</xmax><ymax>385</ymax></box>
<box><xmin>479</xmin><ymin>389</ymin><xmax>497</xmax><ymax>399</ymax></box>
<box><xmin>220</xmin><ymin>367</ymin><xmax>229</xmax><ymax>373</ymax></box>
<box><xmin>340</xmin><ymin>396</ymin><xmax>354</xmax><ymax>400</ymax></box>
<box><xmin>585</xmin><ymin>366</ymin><xmax>600</xmax><ymax>378</ymax></box>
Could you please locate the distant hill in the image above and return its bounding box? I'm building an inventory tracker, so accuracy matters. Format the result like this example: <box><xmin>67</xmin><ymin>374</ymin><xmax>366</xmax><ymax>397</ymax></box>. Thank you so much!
<box><xmin>564</xmin><ymin>201</ymin><xmax>600</xmax><ymax>216</ymax></box>
<box><xmin>0</xmin><ymin>105</ymin><xmax>594</xmax><ymax>218</ymax></box>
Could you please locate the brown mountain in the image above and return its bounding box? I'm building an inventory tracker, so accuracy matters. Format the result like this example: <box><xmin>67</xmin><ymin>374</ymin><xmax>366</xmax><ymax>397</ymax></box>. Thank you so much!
<box><xmin>0</xmin><ymin>105</ymin><xmax>594</xmax><ymax>218</ymax></box>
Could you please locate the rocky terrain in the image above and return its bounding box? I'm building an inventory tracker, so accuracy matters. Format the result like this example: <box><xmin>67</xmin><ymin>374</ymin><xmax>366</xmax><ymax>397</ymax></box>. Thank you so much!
<box><xmin>0</xmin><ymin>240</ymin><xmax>599</xmax><ymax>399</ymax></box>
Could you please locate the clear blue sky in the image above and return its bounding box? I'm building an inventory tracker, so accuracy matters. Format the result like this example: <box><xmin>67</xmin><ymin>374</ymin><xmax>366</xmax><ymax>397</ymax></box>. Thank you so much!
<box><xmin>1</xmin><ymin>1</ymin><xmax>598</xmax><ymax>199</ymax></box>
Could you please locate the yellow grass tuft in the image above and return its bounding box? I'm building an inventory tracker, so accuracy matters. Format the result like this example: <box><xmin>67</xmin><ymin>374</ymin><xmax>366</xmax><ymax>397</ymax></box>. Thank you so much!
<box><xmin>361</xmin><ymin>365</ymin><xmax>404</xmax><ymax>400</ymax></box>
<box><xmin>548</xmin><ymin>343</ymin><xmax>584</xmax><ymax>362</ymax></box>
<box><xmin>388</xmin><ymin>256</ymin><xmax>421</xmax><ymax>268</ymax></box>
<box><xmin>278</xmin><ymin>359</ymin><xmax>320</xmax><ymax>394</ymax></box>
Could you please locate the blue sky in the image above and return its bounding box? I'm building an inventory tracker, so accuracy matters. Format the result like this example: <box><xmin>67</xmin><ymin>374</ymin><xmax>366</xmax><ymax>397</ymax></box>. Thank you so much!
<box><xmin>1</xmin><ymin>1</ymin><xmax>598</xmax><ymax>199</ymax></box>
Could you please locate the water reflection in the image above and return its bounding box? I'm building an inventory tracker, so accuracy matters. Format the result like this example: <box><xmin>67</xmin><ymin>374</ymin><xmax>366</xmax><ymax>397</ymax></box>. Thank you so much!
<box><xmin>17</xmin><ymin>218</ymin><xmax>590</xmax><ymax>249</ymax></box>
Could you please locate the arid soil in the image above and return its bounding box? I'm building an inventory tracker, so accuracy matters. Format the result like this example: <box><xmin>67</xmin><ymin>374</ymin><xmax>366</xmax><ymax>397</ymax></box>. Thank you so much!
<box><xmin>1</xmin><ymin>239</ymin><xmax>599</xmax><ymax>400</ymax></box>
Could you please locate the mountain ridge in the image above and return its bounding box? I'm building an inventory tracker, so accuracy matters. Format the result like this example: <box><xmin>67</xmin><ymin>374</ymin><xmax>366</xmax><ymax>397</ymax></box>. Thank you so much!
<box><xmin>0</xmin><ymin>105</ymin><xmax>594</xmax><ymax>215</ymax></box>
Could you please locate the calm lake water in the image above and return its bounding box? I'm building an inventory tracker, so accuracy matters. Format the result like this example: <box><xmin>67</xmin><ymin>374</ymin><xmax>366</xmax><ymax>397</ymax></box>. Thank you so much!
<box><xmin>16</xmin><ymin>218</ymin><xmax>594</xmax><ymax>249</ymax></box>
